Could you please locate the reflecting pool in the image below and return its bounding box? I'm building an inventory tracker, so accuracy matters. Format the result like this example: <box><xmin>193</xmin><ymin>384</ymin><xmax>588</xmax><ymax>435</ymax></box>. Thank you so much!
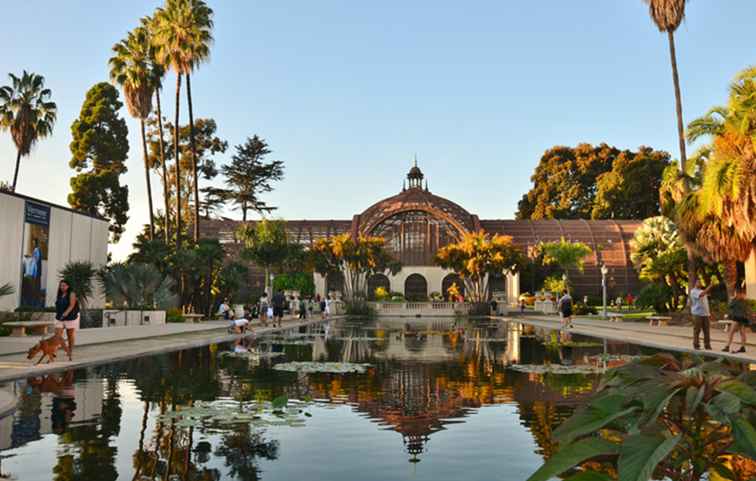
<box><xmin>0</xmin><ymin>318</ymin><xmax>670</xmax><ymax>480</ymax></box>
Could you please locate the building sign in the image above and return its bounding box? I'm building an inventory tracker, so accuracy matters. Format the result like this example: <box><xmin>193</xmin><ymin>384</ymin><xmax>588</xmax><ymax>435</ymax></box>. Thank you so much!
<box><xmin>24</xmin><ymin>202</ymin><xmax>50</xmax><ymax>226</ymax></box>
<box><xmin>20</xmin><ymin>201</ymin><xmax>50</xmax><ymax>308</ymax></box>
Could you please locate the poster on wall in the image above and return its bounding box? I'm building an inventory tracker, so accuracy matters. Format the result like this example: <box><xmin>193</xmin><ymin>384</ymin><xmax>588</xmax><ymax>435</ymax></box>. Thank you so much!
<box><xmin>20</xmin><ymin>201</ymin><xmax>50</xmax><ymax>308</ymax></box>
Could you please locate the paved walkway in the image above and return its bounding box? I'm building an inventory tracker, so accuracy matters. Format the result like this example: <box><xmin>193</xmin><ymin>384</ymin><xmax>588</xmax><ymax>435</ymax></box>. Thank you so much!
<box><xmin>0</xmin><ymin>317</ymin><xmax>330</xmax><ymax>383</ymax></box>
<box><xmin>501</xmin><ymin>314</ymin><xmax>756</xmax><ymax>363</ymax></box>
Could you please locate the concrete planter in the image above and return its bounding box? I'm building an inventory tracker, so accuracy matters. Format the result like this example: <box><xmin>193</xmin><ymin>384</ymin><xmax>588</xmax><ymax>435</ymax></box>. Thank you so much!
<box><xmin>103</xmin><ymin>310</ymin><xmax>166</xmax><ymax>327</ymax></box>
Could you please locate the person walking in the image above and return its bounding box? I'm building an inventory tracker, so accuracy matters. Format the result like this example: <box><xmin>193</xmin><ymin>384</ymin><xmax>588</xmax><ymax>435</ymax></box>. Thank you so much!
<box><xmin>689</xmin><ymin>280</ymin><xmax>714</xmax><ymax>350</ymax></box>
<box><xmin>298</xmin><ymin>297</ymin><xmax>307</xmax><ymax>319</ymax></box>
<box><xmin>272</xmin><ymin>290</ymin><xmax>286</xmax><ymax>327</ymax></box>
<box><xmin>319</xmin><ymin>294</ymin><xmax>326</xmax><ymax>320</ymax></box>
<box><xmin>258</xmin><ymin>293</ymin><xmax>269</xmax><ymax>327</ymax></box>
<box><xmin>54</xmin><ymin>279</ymin><xmax>79</xmax><ymax>361</ymax></box>
<box><xmin>557</xmin><ymin>289</ymin><xmax>574</xmax><ymax>329</ymax></box>
<box><xmin>722</xmin><ymin>288</ymin><xmax>750</xmax><ymax>353</ymax></box>
<box><xmin>324</xmin><ymin>294</ymin><xmax>332</xmax><ymax>319</ymax></box>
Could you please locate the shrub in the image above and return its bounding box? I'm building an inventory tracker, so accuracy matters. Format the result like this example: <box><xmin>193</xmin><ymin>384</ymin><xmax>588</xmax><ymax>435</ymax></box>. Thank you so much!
<box><xmin>527</xmin><ymin>354</ymin><xmax>756</xmax><ymax>481</ymax></box>
<box><xmin>637</xmin><ymin>283</ymin><xmax>673</xmax><ymax>313</ymax></box>
<box><xmin>344</xmin><ymin>300</ymin><xmax>375</xmax><ymax>318</ymax></box>
<box><xmin>273</xmin><ymin>272</ymin><xmax>315</xmax><ymax>297</ymax></box>
<box><xmin>573</xmin><ymin>302</ymin><xmax>597</xmax><ymax>316</ymax></box>
<box><xmin>166</xmin><ymin>308</ymin><xmax>184</xmax><ymax>323</ymax></box>
<box><xmin>374</xmin><ymin>286</ymin><xmax>389</xmax><ymax>301</ymax></box>
<box><xmin>429</xmin><ymin>291</ymin><xmax>443</xmax><ymax>301</ymax></box>
<box><xmin>543</xmin><ymin>275</ymin><xmax>568</xmax><ymax>294</ymax></box>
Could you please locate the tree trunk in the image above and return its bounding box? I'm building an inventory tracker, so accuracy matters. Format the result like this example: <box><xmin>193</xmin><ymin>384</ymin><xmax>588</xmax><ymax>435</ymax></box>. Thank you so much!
<box><xmin>155</xmin><ymin>89</ymin><xmax>170</xmax><ymax>244</ymax></box>
<box><xmin>667</xmin><ymin>31</ymin><xmax>687</xmax><ymax>174</ymax></box>
<box><xmin>724</xmin><ymin>260</ymin><xmax>738</xmax><ymax>299</ymax></box>
<box><xmin>186</xmin><ymin>73</ymin><xmax>200</xmax><ymax>244</ymax></box>
<box><xmin>667</xmin><ymin>31</ymin><xmax>696</xmax><ymax>285</ymax></box>
<box><xmin>174</xmin><ymin>73</ymin><xmax>183</xmax><ymax>250</ymax></box>
<box><xmin>141</xmin><ymin>119</ymin><xmax>156</xmax><ymax>240</ymax></box>
<box><xmin>265</xmin><ymin>266</ymin><xmax>270</xmax><ymax>297</ymax></box>
<box><xmin>11</xmin><ymin>149</ymin><xmax>21</xmax><ymax>192</ymax></box>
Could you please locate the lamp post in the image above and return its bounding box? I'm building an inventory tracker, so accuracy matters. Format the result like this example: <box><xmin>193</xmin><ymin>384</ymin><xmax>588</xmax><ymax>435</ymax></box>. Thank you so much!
<box><xmin>601</xmin><ymin>264</ymin><xmax>608</xmax><ymax>319</ymax></box>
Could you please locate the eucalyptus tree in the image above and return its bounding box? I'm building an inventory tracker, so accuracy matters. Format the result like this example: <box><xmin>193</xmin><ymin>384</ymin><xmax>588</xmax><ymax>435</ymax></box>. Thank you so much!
<box><xmin>110</xmin><ymin>25</ymin><xmax>159</xmax><ymax>238</ymax></box>
<box><xmin>0</xmin><ymin>70</ymin><xmax>57</xmax><ymax>191</ymax></box>
<box><xmin>152</xmin><ymin>0</ymin><xmax>214</xmax><ymax>245</ymax></box>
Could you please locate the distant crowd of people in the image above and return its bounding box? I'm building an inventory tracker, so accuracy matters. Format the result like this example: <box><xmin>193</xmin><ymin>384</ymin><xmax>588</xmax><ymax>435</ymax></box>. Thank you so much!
<box><xmin>217</xmin><ymin>291</ymin><xmax>335</xmax><ymax>335</ymax></box>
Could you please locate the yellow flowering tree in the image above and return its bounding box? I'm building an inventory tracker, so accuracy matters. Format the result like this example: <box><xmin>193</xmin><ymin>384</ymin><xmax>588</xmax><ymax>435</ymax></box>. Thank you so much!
<box><xmin>310</xmin><ymin>233</ymin><xmax>401</xmax><ymax>301</ymax></box>
<box><xmin>435</xmin><ymin>231</ymin><xmax>526</xmax><ymax>304</ymax></box>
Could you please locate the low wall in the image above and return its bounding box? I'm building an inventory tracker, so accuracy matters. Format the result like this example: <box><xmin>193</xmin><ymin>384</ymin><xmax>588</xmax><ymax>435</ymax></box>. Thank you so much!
<box><xmin>102</xmin><ymin>310</ymin><xmax>166</xmax><ymax>327</ymax></box>
<box><xmin>369</xmin><ymin>302</ymin><xmax>472</xmax><ymax>317</ymax></box>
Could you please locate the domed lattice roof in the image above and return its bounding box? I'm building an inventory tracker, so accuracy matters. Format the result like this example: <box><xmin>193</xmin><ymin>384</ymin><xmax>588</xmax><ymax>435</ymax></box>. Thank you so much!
<box><xmin>355</xmin><ymin>170</ymin><xmax>479</xmax><ymax>236</ymax></box>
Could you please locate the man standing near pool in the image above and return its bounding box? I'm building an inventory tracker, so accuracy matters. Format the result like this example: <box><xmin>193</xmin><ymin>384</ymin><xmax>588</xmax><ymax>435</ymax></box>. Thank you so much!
<box><xmin>272</xmin><ymin>289</ymin><xmax>286</xmax><ymax>327</ymax></box>
<box><xmin>689</xmin><ymin>280</ymin><xmax>714</xmax><ymax>350</ymax></box>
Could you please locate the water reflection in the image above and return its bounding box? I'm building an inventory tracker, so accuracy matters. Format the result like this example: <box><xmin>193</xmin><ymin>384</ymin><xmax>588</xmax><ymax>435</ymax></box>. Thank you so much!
<box><xmin>0</xmin><ymin>318</ymin><xmax>669</xmax><ymax>480</ymax></box>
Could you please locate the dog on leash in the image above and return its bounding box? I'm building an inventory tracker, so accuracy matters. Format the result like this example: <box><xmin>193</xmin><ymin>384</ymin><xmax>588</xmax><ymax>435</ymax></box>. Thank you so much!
<box><xmin>27</xmin><ymin>334</ymin><xmax>67</xmax><ymax>365</ymax></box>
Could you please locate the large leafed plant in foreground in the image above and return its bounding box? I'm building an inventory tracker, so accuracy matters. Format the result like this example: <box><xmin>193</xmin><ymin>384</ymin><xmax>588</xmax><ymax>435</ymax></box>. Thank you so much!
<box><xmin>527</xmin><ymin>354</ymin><xmax>756</xmax><ymax>481</ymax></box>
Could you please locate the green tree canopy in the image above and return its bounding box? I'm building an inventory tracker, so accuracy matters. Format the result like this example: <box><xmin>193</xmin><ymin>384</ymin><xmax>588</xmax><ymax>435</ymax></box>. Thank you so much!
<box><xmin>237</xmin><ymin>219</ymin><xmax>292</xmax><ymax>295</ymax></box>
<box><xmin>534</xmin><ymin>238</ymin><xmax>592</xmax><ymax>286</ymax></box>
<box><xmin>68</xmin><ymin>82</ymin><xmax>130</xmax><ymax>242</ymax></box>
<box><xmin>221</xmin><ymin>135</ymin><xmax>284</xmax><ymax>222</ymax></box>
<box><xmin>516</xmin><ymin>143</ymin><xmax>671</xmax><ymax>220</ymax></box>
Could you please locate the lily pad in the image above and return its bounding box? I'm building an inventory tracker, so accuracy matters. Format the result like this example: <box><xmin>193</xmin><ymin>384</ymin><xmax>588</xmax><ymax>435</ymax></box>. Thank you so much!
<box><xmin>508</xmin><ymin>364</ymin><xmax>603</xmax><ymax>375</ymax></box>
<box><xmin>272</xmin><ymin>362</ymin><xmax>371</xmax><ymax>374</ymax></box>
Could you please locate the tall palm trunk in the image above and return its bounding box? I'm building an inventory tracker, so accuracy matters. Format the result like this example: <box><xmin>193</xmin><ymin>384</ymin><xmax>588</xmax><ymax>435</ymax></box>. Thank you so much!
<box><xmin>667</xmin><ymin>30</ymin><xmax>696</xmax><ymax>285</ymax></box>
<box><xmin>155</xmin><ymin>89</ymin><xmax>170</xmax><ymax>244</ymax></box>
<box><xmin>667</xmin><ymin>31</ymin><xmax>687</xmax><ymax>174</ymax></box>
<box><xmin>723</xmin><ymin>260</ymin><xmax>738</xmax><ymax>299</ymax></box>
<box><xmin>140</xmin><ymin>119</ymin><xmax>156</xmax><ymax>240</ymax></box>
<box><xmin>11</xmin><ymin>150</ymin><xmax>21</xmax><ymax>192</ymax></box>
<box><xmin>173</xmin><ymin>73</ymin><xmax>182</xmax><ymax>250</ymax></box>
<box><xmin>186</xmin><ymin>73</ymin><xmax>200</xmax><ymax>243</ymax></box>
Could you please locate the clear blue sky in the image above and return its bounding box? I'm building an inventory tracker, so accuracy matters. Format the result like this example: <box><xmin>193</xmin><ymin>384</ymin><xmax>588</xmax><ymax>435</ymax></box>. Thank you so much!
<box><xmin>1</xmin><ymin>1</ymin><xmax>754</xmax><ymax>260</ymax></box>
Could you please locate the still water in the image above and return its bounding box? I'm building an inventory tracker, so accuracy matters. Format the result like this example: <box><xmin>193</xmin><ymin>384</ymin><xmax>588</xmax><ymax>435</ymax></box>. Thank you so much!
<box><xmin>0</xmin><ymin>318</ymin><xmax>659</xmax><ymax>481</ymax></box>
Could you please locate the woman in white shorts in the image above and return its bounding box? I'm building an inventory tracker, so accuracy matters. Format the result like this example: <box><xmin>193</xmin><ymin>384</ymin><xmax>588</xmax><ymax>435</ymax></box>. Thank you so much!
<box><xmin>54</xmin><ymin>280</ymin><xmax>80</xmax><ymax>361</ymax></box>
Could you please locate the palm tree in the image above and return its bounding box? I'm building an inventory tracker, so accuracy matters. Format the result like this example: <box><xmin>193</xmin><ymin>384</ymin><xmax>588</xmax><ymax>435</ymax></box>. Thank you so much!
<box><xmin>110</xmin><ymin>26</ymin><xmax>158</xmax><ymax>239</ymax></box>
<box><xmin>0</xmin><ymin>71</ymin><xmax>57</xmax><ymax>192</ymax></box>
<box><xmin>684</xmin><ymin>66</ymin><xmax>756</xmax><ymax>294</ymax></box>
<box><xmin>644</xmin><ymin>0</ymin><xmax>698</xmax><ymax>283</ymax></box>
<box><xmin>142</xmin><ymin>15</ymin><xmax>172</xmax><ymax>244</ymax></box>
<box><xmin>644</xmin><ymin>0</ymin><xmax>689</xmax><ymax>173</ymax></box>
<box><xmin>153</xmin><ymin>0</ymin><xmax>214</xmax><ymax>246</ymax></box>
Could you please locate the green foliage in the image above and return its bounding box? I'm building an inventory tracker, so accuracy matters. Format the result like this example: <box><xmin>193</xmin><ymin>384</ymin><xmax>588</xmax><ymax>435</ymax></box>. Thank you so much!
<box><xmin>573</xmin><ymin>302</ymin><xmax>597</xmax><ymax>316</ymax></box>
<box><xmin>213</xmin><ymin>262</ymin><xmax>248</xmax><ymax>303</ymax></box>
<box><xmin>166</xmin><ymin>307</ymin><xmax>184</xmax><ymax>322</ymax></box>
<box><xmin>528</xmin><ymin>354</ymin><xmax>756</xmax><ymax>481</ymax></box>
<box><xmin>221</xmin><ymin>135</ymin><xmax>285</xmax><ymax>221</ymax></box>
<box><xmin>344</xmin><ymin>300</ymin><xmax>375</xmax><ymax>318</ymax></box>
<box><xmin>68</xmin><ymin>82</ymin><xmax>130</xmax><ymax>241</ymax></box>
<box><xmin>516</xmin><ymin>143</ymin><xmax>671</xmax><ymax>220</ymax></box>
<box><xmin>0</xmin><ymin>283</ymin><xmax>14</xmax><ymax>298</ymax></box>
<box><xmin>273</xmin><ymin>272</ymin><xmax>314</xmax><ymax>297</ymax></box>
<box><xmin>543</xmin><ymin>275</ymin><xmax>568</xmax><ymax>293</ymax></box>
<box><xmin>146</xmin><ymin>116</ymin><xmax>228</xmax><ymax>227</ymax></box>
<box><xmin>637</xmin><ymin>283</ymin><xmax>674</xmax><ymax>313</ymax></box>
<box><xmin>0</xmin><ymin>70</ymin><xmax>57</xmax><ymax>190</ymax></box>
<box><xmin>98</xmin><ymin>262</ymin><xmax>176</xmax><ymax>309</ymax></box>
<box><xmin>536</xmin><ymin>238</ymin><xmax>592</xmax><ymax>280</ymax></box>
<box><xmin>59</xmin><ymin>261</ymin><xmax>97</xmax><ymax>307</ymax></box>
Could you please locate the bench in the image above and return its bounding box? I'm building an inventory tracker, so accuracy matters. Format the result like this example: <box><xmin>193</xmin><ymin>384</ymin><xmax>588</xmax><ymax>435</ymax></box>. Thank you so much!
<box><xmin>648</xmin><ymin>316</ymin><xmax>672</xmax><ymax>327</ymax></box>
<box><xmin>606</xmin><ymin>312</ymin><xmax>624</xmax><ymax>322</ymax></box>
<box><xmin>183</xmin><ymin>313</ymin><xmax>205</xmax><ymax>323</ymax></box>
<box><xmin>716</xmin><ymin>319</ymin><xmax>737</xmax><ymax>333</ymax></box>
<box><xmin>4</xmin><ymin>321</ymin><xmax>55</xmax><ymax>337</ymax></box>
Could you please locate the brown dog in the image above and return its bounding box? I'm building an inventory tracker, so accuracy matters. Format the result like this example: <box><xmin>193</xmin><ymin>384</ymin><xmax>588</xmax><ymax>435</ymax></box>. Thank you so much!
<box><xmin>27</xmin><ymin>334</ymin><xmax>67</xmax><ymax>365</ymax></box>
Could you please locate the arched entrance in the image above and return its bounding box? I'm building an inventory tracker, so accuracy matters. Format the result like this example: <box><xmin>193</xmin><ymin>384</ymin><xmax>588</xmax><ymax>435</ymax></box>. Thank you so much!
<box><xmin>367</xmin><ymin>273</ymin><xmax>391</xmax><ymax>300</ymax></box>
<box><xmin>404</xmin><ymin>274</ymin><xmax>428</xmax><ymax>301</ymax></box>
<box><xmin>326</xmin><ymin>272</ymin><xmax>344</xmax><ymax>296</ymax></box>
<box><xmin>442</xmin><ymin>273</ymin><xmax>465</xmax><ymax>300</ymax></box>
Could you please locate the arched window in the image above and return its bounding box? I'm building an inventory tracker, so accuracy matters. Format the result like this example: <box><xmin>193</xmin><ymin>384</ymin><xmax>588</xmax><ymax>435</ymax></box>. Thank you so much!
<box><xmin>370</xmin><ymin>210</ymin><xmax>461</xmax><ymax>266</ymax></box>
<box><xmin>367</xmin><ymin>274</ymin><xmax>391</xmax><ymax>300</ymax></box>
<box><xmin>442</xmin><ymin>274</ymin><xmax>465</xmax><ymax>300</ymax></box>
<box><xmin>404</xmin><ymin>274</ymin><xmax>428</xmax><ymax>301</ymax></box>
<box><xmin>326</xmin><ymin>272</ymin><xmax>344</xmax><ymax>295</ymax></box>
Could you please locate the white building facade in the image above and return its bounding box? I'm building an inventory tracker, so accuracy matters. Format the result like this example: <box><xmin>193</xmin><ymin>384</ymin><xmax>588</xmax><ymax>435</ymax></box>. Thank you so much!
<box><xmin>0</xmin><ymin>191</ymin><xmax>109</xmax><ymax>311</ymax></box>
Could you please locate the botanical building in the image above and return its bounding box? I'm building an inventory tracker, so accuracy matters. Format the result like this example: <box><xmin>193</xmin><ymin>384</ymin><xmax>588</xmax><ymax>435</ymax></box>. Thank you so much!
<box><xmin>201</xmin><ymin>164</ymin><xmax>643</xmax><ymax>301</ymax></box>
